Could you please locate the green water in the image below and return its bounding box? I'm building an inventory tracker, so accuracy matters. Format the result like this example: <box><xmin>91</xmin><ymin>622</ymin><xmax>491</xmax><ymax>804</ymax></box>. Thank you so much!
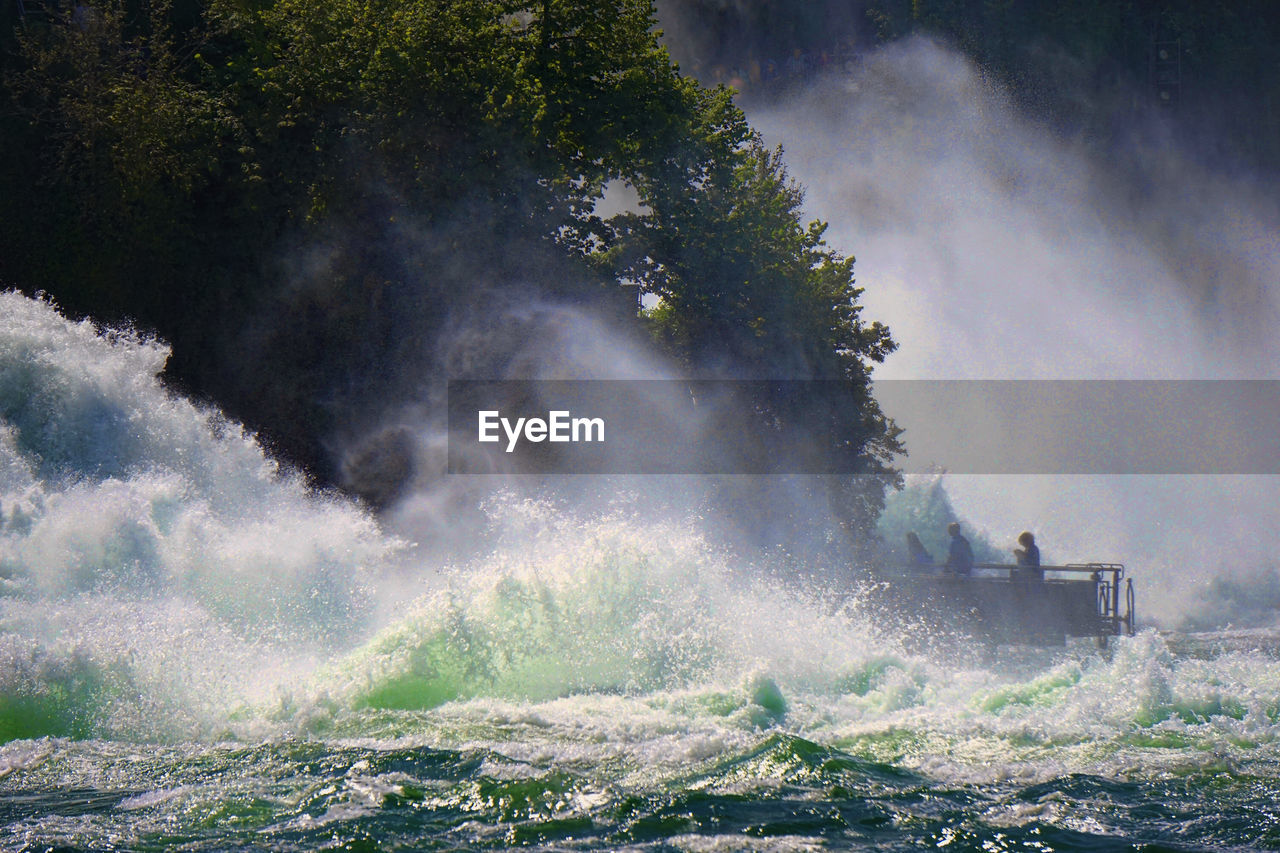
<box><xmin>8</xmin><ymin>632</ymin><xmax>1280</xmax><ymax>852</ymax></box>
<box><xmin>5</xmin><ymin>291</ymin><xmax>1280</xmax><ymax>851</ymax></box>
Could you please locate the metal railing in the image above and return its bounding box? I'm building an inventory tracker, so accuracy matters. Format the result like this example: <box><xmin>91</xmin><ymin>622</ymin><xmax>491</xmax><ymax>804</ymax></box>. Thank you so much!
<box><xmin>883</xmin><ymin>560</ymin><xmax>1136</xmax><ymax>642</ymax></box>
<box><xmin>969</xmin><ymin>561</ymin><xmax>1135</xmax><ymax>638</ymax></box>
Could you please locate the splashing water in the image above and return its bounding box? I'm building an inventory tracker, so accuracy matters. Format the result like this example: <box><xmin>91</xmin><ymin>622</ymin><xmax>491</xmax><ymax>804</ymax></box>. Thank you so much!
<box><xmin>6</xmin><ymin>292</ymin><xmax>1280</xmax><ymax>849</ymax></box>
<box><xmin>0</xmin><ymin>292</ymin><xmax>396</xmax><ymax>742</ymax></box>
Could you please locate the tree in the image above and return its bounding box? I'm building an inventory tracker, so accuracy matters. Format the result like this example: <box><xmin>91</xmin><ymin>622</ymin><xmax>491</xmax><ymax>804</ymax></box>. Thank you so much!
<box><xmin>1</xmin><ymin>0</ymin><xmax>903</xmax><ymax>545</ymax></box>
<box><xmin>601</xmin><ymin>84</ymin><xmax>903</xmax><ymax>554</ymax></box>
<box><xmin>2</xmin><ymin>0</ymin><xmax>696</xmax><ymax>481</ymax></box>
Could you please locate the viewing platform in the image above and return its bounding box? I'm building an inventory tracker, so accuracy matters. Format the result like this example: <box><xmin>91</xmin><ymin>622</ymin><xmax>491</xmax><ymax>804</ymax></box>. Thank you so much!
<box><xmin>873</xmin><ymin>563</ymin><xmax>1136</xmax><ymax>647</ymax></box>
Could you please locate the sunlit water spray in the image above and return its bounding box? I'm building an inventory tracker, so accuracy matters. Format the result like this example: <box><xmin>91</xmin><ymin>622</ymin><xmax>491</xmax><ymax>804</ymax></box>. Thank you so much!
<box><xmin>4</xmin><ymin>135</ymin><xmax>1280</xmax><ymax>846</ymax></box>
<box><xmin>746</xmin><ymin>38</ymin><xmax>1280</xmax><ymax>629</ymax></box>
<box><xmin>0</xmin><ymin>292</ymin><xmax>398</xmax><ymax>742</ymax></box>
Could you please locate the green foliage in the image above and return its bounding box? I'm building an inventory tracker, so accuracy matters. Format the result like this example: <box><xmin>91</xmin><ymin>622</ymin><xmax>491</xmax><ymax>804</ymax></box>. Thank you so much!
<box><xmin>876</xmin><ymin>474</ymin><xmax>1001</xmax><ymax>565</ymax></box>
<box><xmin>612</xmin><ymin>85</ymin><xmax>895</xmax><ymax>382</ymax></box>
<box><xmin>0</xmin><ymin>0</ymin><xmax>900</xmax><ymax>539</ymax></box>
<box><xmin>599</xmin><ymin>82</ymin><xmax>902</xmax><ymax>548</ymax></box>
<box><xmin>3</xmin><ymin>0</ymin><xmax>242</xmax><ymax>319</ymax></box>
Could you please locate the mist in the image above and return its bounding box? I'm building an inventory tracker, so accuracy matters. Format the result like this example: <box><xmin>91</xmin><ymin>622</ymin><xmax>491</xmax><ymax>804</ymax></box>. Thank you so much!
<box><xmin>741</xmin><ymin>36</ymin><xmax>1279</xmax><ymax>628</ymax></box>
<box><xmin>263</xmin><ymin>29</ymin><xmax>1280</xmax><ymax>631</ymax></box>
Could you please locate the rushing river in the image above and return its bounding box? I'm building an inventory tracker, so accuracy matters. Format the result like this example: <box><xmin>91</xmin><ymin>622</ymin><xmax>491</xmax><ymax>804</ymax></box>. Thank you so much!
<box><xmin>4</xmin><ymin>292</ymin><xmax>1280</xmax><ymax>852</ymax></box>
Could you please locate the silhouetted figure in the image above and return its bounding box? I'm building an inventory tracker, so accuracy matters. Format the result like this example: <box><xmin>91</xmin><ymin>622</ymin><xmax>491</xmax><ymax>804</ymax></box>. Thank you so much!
<box><xmin>1013</xmin><ymin>531</ymin><xmax>1043</xmax><ymax>581</ymax></box>
<box><xmin>945</xmin><ymin>522</ymin><xmax>973</xmax><ymax>576</ymax></box>
<box><xmin>906</xmin><ymin>531</ymin><xmax>934</xmax><ymax>568</ymax></box>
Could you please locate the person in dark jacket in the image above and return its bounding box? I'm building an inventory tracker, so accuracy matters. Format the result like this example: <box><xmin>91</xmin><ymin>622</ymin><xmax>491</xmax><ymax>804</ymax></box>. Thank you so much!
<box><xmin>1013</xmin><ymin>531</ymin><xmax>1043</xmax><ymax>581</ymax></box>
<box><xmin>945</xmin><ymin>522</ymin><xmax>973</xmax><ymax>576</ymax></box>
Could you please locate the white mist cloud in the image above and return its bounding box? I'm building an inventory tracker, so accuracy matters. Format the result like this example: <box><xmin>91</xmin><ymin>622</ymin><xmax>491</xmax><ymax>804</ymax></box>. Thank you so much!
<box><xmin>749</xmin><ymin>37</ymin><xmax>1280</xmax><ymax>381</ymax></box>
<box><xmin>745</xmin><ymin>37</ymin><xmax>1280</xmax><ymax>627</ymax></box>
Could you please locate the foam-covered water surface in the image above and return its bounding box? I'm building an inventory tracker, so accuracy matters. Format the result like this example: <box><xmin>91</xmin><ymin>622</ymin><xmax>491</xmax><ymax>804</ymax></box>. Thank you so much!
<box><xmin>9</xmin><ymin>632</ymin><xmax>1280</xmax><ymax>850</ymax></box>
<box><xmin>6</xmin><ymin>291</ymin><xmax>1280</xmax><ymax>849</ymax></box>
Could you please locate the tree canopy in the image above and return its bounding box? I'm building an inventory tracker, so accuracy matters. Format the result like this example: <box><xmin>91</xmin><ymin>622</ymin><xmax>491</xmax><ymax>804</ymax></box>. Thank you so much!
<box><xmin>0</xmin><ymin>0</ymin><xmax>901</xmax><ymax>543</ymax></box>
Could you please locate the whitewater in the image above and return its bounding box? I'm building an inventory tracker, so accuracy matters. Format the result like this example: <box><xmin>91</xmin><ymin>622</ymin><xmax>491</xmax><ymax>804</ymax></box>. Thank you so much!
<box><xmin>2</xmin><ymin>292</ymin><xmax>1280</xmax><ymax>851</ymax></box>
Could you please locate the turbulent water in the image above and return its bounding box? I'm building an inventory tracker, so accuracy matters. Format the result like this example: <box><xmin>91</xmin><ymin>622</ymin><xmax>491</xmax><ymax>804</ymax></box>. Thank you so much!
<box><xmin>5</xmin><ymin>292</ymin><xmax>1280</xmax><ymax>852</ymax></box>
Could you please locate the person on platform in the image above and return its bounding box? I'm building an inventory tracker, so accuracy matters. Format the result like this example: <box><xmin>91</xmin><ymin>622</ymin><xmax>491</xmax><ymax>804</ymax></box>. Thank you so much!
<box><xmin>1013</xmin><ymin>531</ymin><xmax>1043</xmax><ymax>581</ymax></box>
<box><xmin>905</xmin><ymin>531</ymin><xmax>934</xmax><ymax>568</ymax></box>
<box><xmin>945</xmin><ymin>522</ymin><xmax>973</xmax><ymax>576</ymax></box>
